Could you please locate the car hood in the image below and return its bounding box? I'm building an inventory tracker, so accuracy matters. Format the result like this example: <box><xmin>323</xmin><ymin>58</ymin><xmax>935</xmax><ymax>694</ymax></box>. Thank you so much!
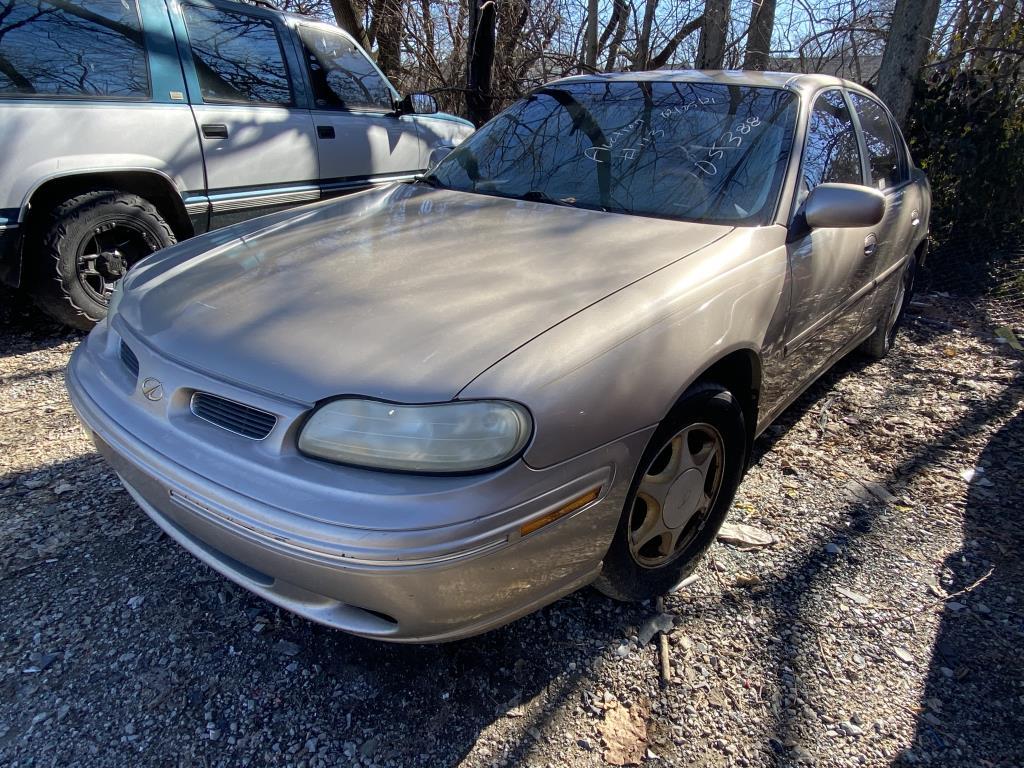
<box><xmin>120</xmin><ymin>184</ymin><xmax>733</xmax><ymax>404</ymax></box>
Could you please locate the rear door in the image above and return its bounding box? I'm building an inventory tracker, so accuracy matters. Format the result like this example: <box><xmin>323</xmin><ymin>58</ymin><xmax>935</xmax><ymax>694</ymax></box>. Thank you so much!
<box><xmin>172</xmin><ymin>0</ymin><xmax>319</xmax><ymax>227</ymax></box>
<box><xmin>848</xmin><ymin>91</ymin><xmax>921</xmax><ymax>307</ymax></box>
<box><xmin>295</xmin><ymin>24</ymin><xmax>425</xmax><ymax>194</ymax></box>
<box><xmin>783</xmin><ymin>89</ymin><xmax>878</xmax><ymax>372</ymax></box>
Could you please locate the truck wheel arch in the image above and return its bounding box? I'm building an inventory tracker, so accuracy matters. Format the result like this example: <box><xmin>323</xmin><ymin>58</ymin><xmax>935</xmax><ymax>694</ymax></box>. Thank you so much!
<box><xmin>19</xmin><ymin>168</ymin><xmax>193</xmax><ymax>256</ymax></box>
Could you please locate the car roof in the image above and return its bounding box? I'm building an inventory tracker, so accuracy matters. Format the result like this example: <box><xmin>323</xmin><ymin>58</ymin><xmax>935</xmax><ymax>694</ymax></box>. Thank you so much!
<box><xmin>547</xmin><ymin>69</ymin><xmax>868</xmax><ymax>98</ymax></box>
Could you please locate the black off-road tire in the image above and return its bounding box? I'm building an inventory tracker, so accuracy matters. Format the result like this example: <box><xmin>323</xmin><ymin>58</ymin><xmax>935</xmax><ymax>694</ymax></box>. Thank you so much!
<box><xmin>595</xmin><ymin>383</ymin><xmax>748</xmax><ymax>602</ymax></box>
<box><xmin>30</xmin><ymin>190</ymin><xmax>176</xmax><ymax>331</ymax></box>
<box><xmin>860</xmin><ymin>255</ymin><xmax>917</xmax><ymax>360</ymax></box>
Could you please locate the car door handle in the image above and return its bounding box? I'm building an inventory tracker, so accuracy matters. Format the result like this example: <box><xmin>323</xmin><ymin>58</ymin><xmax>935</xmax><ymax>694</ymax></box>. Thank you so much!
<box><xmin>864</xmin><ymin>235</ymin><xmax>878</xmax><ymax>257</ymax></box>
<box><xmin>202</xmin><ymin>123</ymin><xmax>229</xmax><ymax>139</ymax></box>
<box><xmin>317</xmin><ymin>125</ymin><xmax>336</xmax><ymax>139</ymax></box>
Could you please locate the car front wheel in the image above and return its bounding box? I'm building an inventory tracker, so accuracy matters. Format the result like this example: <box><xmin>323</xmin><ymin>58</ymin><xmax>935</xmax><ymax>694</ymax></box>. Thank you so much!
<box><xmin>595</xmin><ymin>383</ymin><xmax>748</xmax><ymax>602</ymax></box>
<box><xmin>31</xmin><ymin>190</ymin><xmax>176</xmax><ymax>330</ymax></box>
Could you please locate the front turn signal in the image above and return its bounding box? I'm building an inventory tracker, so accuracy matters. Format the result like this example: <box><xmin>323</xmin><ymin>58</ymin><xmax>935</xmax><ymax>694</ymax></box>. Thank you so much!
<box><xmin>520</xmin><ymin>487</ymin><xmax>602</xmax><ymax>537</ymax></box>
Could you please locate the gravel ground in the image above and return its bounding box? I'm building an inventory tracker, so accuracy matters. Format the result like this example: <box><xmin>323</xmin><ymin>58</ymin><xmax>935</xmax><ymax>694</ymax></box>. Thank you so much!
<box><xmin>1</xmin><ymin>288</ymin><xmax>1022</xmax><ymax>768</ymax></box>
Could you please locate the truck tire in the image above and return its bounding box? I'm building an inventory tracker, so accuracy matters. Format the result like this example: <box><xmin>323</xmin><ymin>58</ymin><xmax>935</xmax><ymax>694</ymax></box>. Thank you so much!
<box><xmin>31</xmin><ymin>190</ymin><xmax>176</xmax><ymax>330</ymax></box>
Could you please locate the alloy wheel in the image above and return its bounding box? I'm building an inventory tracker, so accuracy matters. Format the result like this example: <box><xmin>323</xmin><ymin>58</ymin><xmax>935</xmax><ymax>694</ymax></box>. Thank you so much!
<box><xmin>628</xmin><ymin>422</ymin><xmax>726</xmax><ymax>568</ymax></box>
<box><xmin>76</xmin><ymin>221</ymin><xmax>158</xmax><ymax>305</ymax></box>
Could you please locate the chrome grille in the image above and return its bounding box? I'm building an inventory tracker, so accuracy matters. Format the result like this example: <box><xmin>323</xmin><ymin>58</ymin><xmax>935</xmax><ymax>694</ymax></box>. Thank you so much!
<box><xmin>120</xmin><ymin>341</ymin><xmax>139</xmax><ymax>380</ymax></box>
<box><xmin>190</xmin><ymin>392</ymin><xmax>276</xmax><ymax>440</ymax></box>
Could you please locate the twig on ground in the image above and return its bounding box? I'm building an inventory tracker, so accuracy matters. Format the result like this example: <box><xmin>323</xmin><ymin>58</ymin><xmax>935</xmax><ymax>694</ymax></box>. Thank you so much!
<box><xmin>656</xmin><ymin>597</ymin><xmax>672</xmax><ymax>686</ymax></box>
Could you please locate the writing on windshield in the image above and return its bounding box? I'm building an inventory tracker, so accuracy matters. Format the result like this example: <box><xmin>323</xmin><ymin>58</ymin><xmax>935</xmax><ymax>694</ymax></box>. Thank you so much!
<box><xmin>429</xmin><ymin>81</ymin><xmax>797</xmax><ymax>224</ymax></box>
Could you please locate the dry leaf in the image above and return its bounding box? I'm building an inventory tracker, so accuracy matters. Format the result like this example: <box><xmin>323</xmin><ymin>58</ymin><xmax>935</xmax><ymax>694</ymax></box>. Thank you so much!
<box><xmin>600</xmin><ymin>704</ymin><xmax>648</xmax><ymax>765</ymax></box>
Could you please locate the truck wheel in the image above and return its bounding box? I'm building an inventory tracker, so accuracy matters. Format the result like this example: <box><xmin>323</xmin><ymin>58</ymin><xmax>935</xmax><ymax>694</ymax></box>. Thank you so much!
<box><xmin>595</xmin><ymin>383</ymin><xmax>748</xmax><ymax>602</ymax></box>
<box><xmin>860</xmin><ymin>255</ymin><xmax>916</xmax><ymax>360</ymax></box>
<box><xmin>31</xmin><ymin>190</ymin><xmax>176</xmax><ymax>330</ymax></box>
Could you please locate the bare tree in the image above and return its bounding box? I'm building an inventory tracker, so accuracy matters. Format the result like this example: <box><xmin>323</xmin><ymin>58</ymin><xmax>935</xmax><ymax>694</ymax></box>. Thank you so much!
<box><xmin>466</xmin><ymin>0</ymin><xmax>496</xmax><ymax>124</ymax></box>
<box><xmin>585</xmin><ymin>0</ymin><xmax>598</xmax><ymax>68</ymax></box>
<box><xmin>696</xmin><ymin>0</ymin><xmax>730</xmax><ymax>67</ymax></box>
<box><xmin>329</xmin><ymin>0</ymin><xmax>371</xmax><ymax>49</ymax></box>
<box><xmin>744</xmin><ymin>0</ymin><xmax>778</xmax><ymax>69</ymax></box>
<box><xmin>877</xmin><ymin>0</ymin><xmax>942</xmax><ymax>124</ymax></box>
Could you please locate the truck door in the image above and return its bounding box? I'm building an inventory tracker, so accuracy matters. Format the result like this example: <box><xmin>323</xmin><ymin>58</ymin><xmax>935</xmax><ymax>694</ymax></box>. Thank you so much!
<box><xmin>172</xmin><ymin>0</ymin><xmax>319</xmax><ymax>228</ymax></box>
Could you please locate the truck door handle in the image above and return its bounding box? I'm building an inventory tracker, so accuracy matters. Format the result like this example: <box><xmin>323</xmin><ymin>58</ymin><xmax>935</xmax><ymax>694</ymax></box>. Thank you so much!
<box><xmin>202</xmin><ymin>123</ymin><xmax>228</xmax><ymax>139</ymax></box>
<box><xmin>317</xmin><ymin>125</ymin><xmax>336</xmax><ymax>139</ymax></box>
<box><xmin>864</xmin><ymin>235</ymin><xmax>878</xmax><ymax>257</ymax></box>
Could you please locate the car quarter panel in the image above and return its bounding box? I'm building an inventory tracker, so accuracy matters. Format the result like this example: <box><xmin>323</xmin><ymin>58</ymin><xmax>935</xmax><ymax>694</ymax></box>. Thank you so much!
<box><xmin>460</xmin><ymin>225</ymin><xmax>792</xmax><ymax>468</ymax></box>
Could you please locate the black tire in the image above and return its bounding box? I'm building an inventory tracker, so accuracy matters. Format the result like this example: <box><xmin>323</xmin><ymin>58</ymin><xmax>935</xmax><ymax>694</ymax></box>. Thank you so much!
<box><xmin>595</xmin><ymin>383</ymin><xmax>748</xmax><ymax>602</ymax></box>
<box><xmin>860</xmin><ymin>255</ymin><xmax>917</xmax><ymax>360</ymax></box>
<box><xmin>30</xmin><ymin>190</ymin><xmax>176</xmax><ymax>331</ymax></box>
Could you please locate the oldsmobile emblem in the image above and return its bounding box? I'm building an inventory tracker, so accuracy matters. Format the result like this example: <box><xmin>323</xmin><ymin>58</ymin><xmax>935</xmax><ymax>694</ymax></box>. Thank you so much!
<box><xmin>141</xmin><ymin>377</ymin><xmax>164</xmax><ymax>402</ymax></box>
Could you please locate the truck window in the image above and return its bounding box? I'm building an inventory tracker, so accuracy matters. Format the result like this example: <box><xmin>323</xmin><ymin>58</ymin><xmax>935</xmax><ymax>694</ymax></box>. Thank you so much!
<box><xmin>298</xmin><ymin>26</ymin><xmax>394</xmax><ymax>112</ymax></box>
<box><xmin>0</xmin><ymin>0</ymin><xmax>150</xmax><ymax>99</ymax></box>
<box><xmin>181</xmin><ymin>3</ymin><xmax>292</xmax><ymax>106</ymax></box>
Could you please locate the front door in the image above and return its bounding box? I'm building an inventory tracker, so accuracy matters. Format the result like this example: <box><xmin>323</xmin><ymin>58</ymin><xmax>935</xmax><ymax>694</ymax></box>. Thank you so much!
<box><xmin>296</xmin><ymin>24</ymin><xmax>424</xmax><ymax>195</ymax></box>
<box><xmin>783</xmin><ymin>89</ymin><xmax>879</xmax><ymax>376</ymax></box>
<box><xmin>175</xmin><ymin>0</ymin><xmax>319</xmax><ymax>228</ymax></box>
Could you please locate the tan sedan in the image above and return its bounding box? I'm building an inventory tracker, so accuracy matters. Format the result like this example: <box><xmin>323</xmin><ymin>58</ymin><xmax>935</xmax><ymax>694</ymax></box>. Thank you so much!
<box><xmin>66</xmin><ymin>71</ymin><xmax>929</xmax><ymax>641</ymax></box>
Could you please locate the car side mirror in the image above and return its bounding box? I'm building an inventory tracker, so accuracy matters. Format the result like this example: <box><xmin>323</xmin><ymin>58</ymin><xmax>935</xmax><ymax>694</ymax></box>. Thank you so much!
<box><xmin>397</xmin><ymin>92</ymin><xmax>439</xmax><ymax>115</ymax></box>
<box><xmin>803</xmin><ymin>183</ymin><xmax>885</xmax><ymax>229</ymax></box>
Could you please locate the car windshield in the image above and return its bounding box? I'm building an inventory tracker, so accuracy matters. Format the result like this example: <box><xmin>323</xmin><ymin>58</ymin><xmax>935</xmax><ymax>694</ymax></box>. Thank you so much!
<box><xmin>427</xmin><ymin>80</ymin><xmax>798</xmax><ymax>224</ymax></box>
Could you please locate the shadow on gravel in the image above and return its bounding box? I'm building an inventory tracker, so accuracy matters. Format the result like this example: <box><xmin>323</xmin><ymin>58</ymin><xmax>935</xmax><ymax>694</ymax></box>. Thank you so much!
<box><xmin>908</xmin><ymin>407</ymin><xmax>1024</xmax><ymax>765</ymax></box>
<box><xmin>0</xmin><ymin>287</ymin><xmax>82</xmax><ymax>358</ymax></box>
<box><xmin>727</xmin><ymin>314</ymin><xmax>1024</xmax><ymax>766</ymax></box>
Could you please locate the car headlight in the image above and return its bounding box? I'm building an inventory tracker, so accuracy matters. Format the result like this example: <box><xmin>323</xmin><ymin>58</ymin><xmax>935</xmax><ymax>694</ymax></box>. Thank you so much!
<box><xmin>106</xmin><ymin>279</ymin><xmax>124</xmax><ymax>320</ymax></box>
<box><xmin>298</xmin><ymin>399</ymin><xmax>533</xmax><ymax>473</ymax></box>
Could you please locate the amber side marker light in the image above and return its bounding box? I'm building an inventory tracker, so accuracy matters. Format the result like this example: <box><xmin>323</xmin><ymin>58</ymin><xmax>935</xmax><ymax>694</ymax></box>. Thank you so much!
<box><xmin>520</xmin><ymin>487</ymin><xmax>602</xmax><ymax>537</ymax></box>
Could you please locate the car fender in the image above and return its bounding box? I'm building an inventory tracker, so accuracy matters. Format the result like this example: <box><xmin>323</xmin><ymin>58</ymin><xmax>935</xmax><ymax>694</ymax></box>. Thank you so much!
<box><xmin>459</xmin><ymin>225</ymin><xmax>791</xmax><ymax>469</ymax></box>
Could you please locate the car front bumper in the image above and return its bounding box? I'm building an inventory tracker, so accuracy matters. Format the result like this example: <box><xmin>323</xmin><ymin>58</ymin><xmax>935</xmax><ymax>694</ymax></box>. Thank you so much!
<box><xmin>66</xmin><ymin>321</ymin><xmax>653</xmax><ymax>642</ymax></box>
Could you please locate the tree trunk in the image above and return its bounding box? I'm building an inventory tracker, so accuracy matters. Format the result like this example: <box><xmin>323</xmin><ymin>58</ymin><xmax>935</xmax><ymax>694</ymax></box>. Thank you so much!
<box><xmin>876</xmin><ymin>0</ymin><xmax>941</xmax><ymax>126</ymax></box>
<box><xmin>370</xmin><ymin>0</ymin><xmax>403</xmax><ymax>80</ymax></box>
<box><xmin>636</xmin><ymin>0</ymin><xmax>659</xmax><ymax>69</ymax></box>
<box><xmin>743</xmin><ymin>0</ymin><xmax>777</xmax><ymax>70</ymax></box>
<box><xmin>329</xmin><ymin>0</ymin><xmax>370</xmax><ymax>50</ymax></box>
<box><xmin>650</xmin><ymin>14</ymin><xmax>704</xmax><ymax>69</ymax></box>
<box><xmin>604</xmin><ymin>0</ymin><xmax>629</xmax><ymax>71</ymax></box>
<box><xmin>585</xmin><ymin>0</ymin><xmax>599</xmax><ymax>69</ymax></box>
<box><xmin>466</xmin><ymin>0</ymin><xmax>496</xmax><ymax>126</ymax></box>
<box><xmin>696</xmin><ymin>0</ymin><xmax>730</xmax><ymax>68</ymax></box>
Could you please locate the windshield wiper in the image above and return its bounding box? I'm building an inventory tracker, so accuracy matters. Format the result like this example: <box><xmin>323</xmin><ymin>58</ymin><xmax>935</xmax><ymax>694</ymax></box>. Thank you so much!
<box><xmin>520</xmin><ymin>190</ymin><xmax>575</xmax><ymax>206</ymax></box>
<box><xmin>416</xmin><ymin>175</ymin><xmax>447</xmax><ymax>189</ymax></box>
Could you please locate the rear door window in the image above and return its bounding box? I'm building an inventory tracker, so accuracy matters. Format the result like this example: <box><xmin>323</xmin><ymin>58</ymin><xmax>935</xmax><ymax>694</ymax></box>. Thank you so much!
<box><xmin>849</xmin><ymin>92</ymin><xmax>903</xmax><ymax>189</ymax></box>
<box><xmin>298</xmin><ymin>26</ymin><xmax>394</xmax><ymax>111</ymax></box>
<box><xmin>0</xmin><ymin>0</ymin><xmax>150</xmax><ymax>98</ymax></box>
<box><xmin>182</xmin><ymin>3</ymin><xmax>293</xmax><ymax>106</ymax></box>
<box><xmin>802</xmin><ymin>89</ymin><xmax>864</xmax><ymax>192</ymax></box>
